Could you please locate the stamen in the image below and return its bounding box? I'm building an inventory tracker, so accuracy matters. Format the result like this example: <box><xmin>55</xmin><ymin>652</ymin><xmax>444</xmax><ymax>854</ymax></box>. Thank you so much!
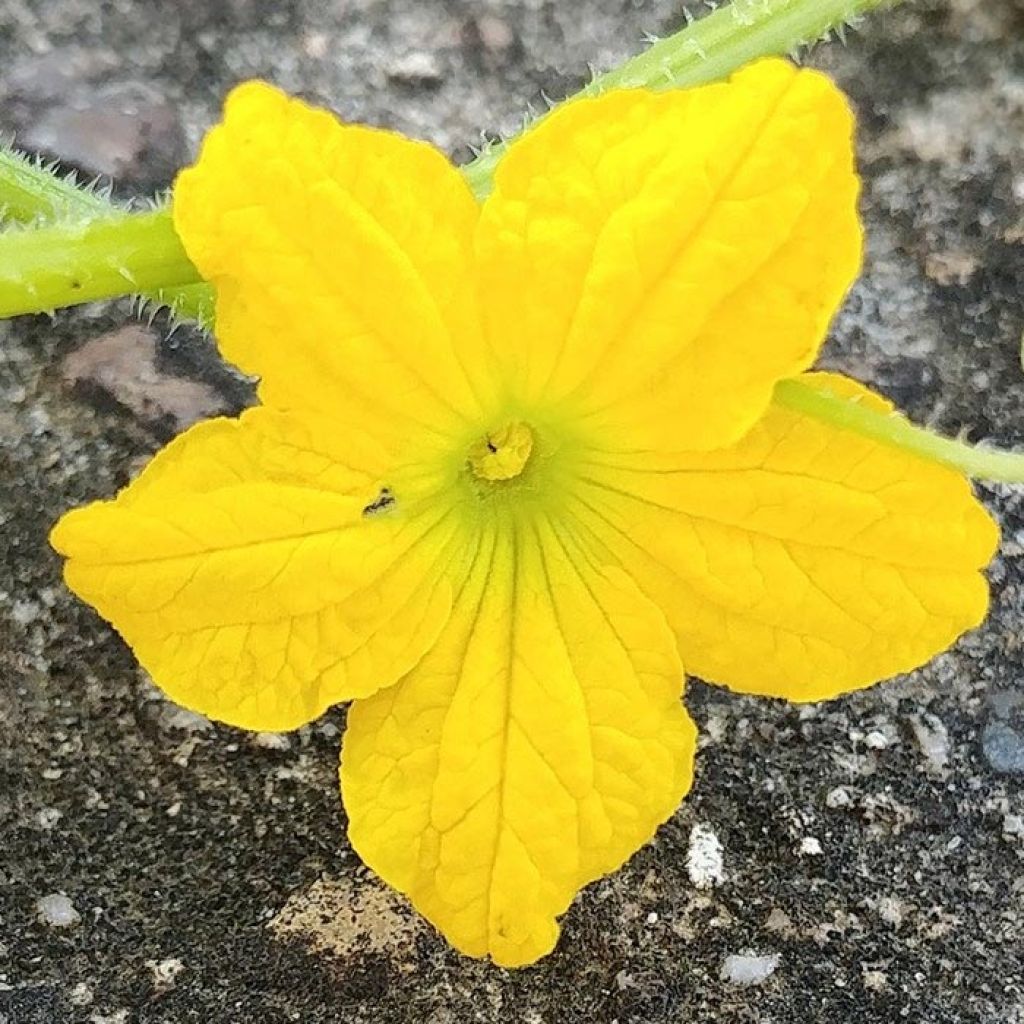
<box><xmin>468</xmin><ymin>422</ymin><xmax>534</xmax><ymax>482</ymax></box>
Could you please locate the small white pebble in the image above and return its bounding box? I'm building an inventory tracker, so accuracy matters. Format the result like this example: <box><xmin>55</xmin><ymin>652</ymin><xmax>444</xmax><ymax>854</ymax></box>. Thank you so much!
<box><xmin>1002</xmin><ymin>813</ymin><xmax>1024</xmax><ymax>838</ymax></box>
<box><xmin>70</xmin><ymin>983</ymin><xmax>94</xmax><ymax>1006</ymax></box>
<box><xmin>158</xmin><ymin>704</ymin><xmax>213</xmax><ymax>734</ymax></box>
<box><xmin>387</xmin><ymin>51</ymin><xmax>443</xmax><ymax>84</ymax></box>
<box><xmin>909</xmin><ymin>714</ymin><xmax>950</xmax><ymax>773</ymax></box>
<box><xmin>764</xmin><ymin>908</ymin><xmax>793</xmax><ymax>934</ymax></box>
<box><xmin>41</xmin><ymin>768</ymin><xmax>63</xmax><ymax>781</ymax></box>
<box><xmin>875</xmin><ymin>895</ymin><xmax>907</xmax><ymax>927</ymax></box>
<box><xmin>798</xmin><ymin>837</ymin><xmax>823</xmax><ymax>857</ymax></box>
<box><xmin>36</xmin><ymin>893</ymin><xmax>81</xmax><ymax>929</ymax></box>
<box><xmin>721</xmin><ymin>952</ymin><xmax>781</xmax><ymax>987</ymax></box>
<box><xmin>826</xmin><ymin>786</ymin><xmax>853</xmax><ymax>809</ymax></box>
<box><xmin>703</xmin><ymin>714</ymin><xmax>728</xmax><ymax>744</ymax></box>
<box><xmin>166</xmin><ymin>802</ymin><xmax>182</xmax><ymax>818</ymax></box>
<box><xmin>148</xmin><ymin>957</ymin><xmax>185</xmax><ymax>989</ymax></box>
<box><xmin>36</xmin><ymin>807</ymin><xmax>63</xmax><ymax>830</ymax></box>
<box><xmin>90</xmin><ymin>1011</ymin><xmax>130</xmax><ymax>1024</ymax></box>
<box><xmin>252</xmin><ymin>732</ymin><xmax>291</xmax><ymax>751</ymax></box>
<box><xmin>862</xmin><ymin>969</ymin><xmax>888</xmax><ymax>992</ymax></box>
<box><xmin>645</xmin><ymin>911</ymin><xmax>659</xmax><ymax>925</ymax></box>
<box><xmin>11</xmin><ymin>599</ymin><xmax>41</xmax><ymax>626</ymax></box>
<box><xmin>303</xmin><ymin>30</ymin><xmax>329</xmax><ymax>59</ymax></box>
<box><xmin>687</xmin><ymin>823</ymin><xmax>725</xmax><ymax>889</ymax></box>
<box><xmin>865</xmin><ymin>730</ymin><xmax>890</xmax><ymax>750</ymax></box>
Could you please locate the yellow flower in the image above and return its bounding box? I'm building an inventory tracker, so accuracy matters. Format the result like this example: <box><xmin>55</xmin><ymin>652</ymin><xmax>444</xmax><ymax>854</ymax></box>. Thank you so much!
<box><xmin>50</xmin><ymin>59</ymin><xmax>998</xmax><ymax>967</ymax></box>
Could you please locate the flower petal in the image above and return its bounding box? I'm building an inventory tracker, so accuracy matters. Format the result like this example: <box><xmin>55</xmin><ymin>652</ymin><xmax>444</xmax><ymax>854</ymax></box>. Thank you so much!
<box><xmin>341</xmin><ymin>518</ymin><xmax>696</xmax><ymax>967</ymax></box>
<box><xmin>476</xmin><ymin>58</ymin><xmax>862</xmax><ymax>452</ymax></box>
<box><xmin>571</xmin><ymin>373</ymin><xmax>999</xmax><ymax>701</ymax></box>
<box><xmin>50</xmin><ymin>408</ymin><xmax>457</xmax><ymax>731</ymax></box>
<box><xmin>173</xmin><ymin>81</ymin><xmax>490</xmax><ymax>441</ymax></box>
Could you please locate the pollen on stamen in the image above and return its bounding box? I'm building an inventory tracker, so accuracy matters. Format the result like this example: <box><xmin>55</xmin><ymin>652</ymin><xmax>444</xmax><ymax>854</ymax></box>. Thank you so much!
<box><xmin>468</xmin><ymin>421</ymin><xmax>534</xmax><ymax>482</ymax></box>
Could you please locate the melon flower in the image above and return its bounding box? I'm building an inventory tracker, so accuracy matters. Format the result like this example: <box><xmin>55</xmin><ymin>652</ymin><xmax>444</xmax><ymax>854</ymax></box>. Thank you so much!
<box><xmin>51</xmin><ymin>58</ymin><xmax>998</xmax><ymax>967</ymax></box>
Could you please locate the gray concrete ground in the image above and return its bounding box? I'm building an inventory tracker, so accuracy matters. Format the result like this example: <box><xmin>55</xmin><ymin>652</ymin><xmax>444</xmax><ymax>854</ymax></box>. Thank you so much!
<box><xmin>1</xmin><ymin>0</ymin><xmax>1023</xmax><ymax>1021</ymax></box>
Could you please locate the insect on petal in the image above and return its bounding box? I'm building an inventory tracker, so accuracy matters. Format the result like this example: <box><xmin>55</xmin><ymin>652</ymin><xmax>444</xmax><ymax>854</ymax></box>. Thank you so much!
<box><xmin>51</xmin><ymin>408</ymin><xmax>457</xmax><ymax>731</ymax></box>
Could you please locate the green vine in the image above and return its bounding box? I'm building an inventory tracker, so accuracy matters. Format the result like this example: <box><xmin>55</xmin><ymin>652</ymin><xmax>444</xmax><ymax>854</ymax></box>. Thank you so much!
<box><xmin>0</xmin><ymin>146</ymin><xmax>111</xmax><ymax>223</ymax></box>
<box><xmin>773</xmin><ymin>379</ymin><xmax>1024</xmax><ymax>483</ymax></box>
<box><xmin>0</xmin><ymin>150</ymin><xmax>214</xmax><ymax>324</ymax></box>
<box><xmin>1</xmin><ymin>0</ymin><xmax>894</xmax><ymax>320</ymax></box>
<box><xmin>465</xmin><ymin>0</ymin><xmax>898</xmax><ymax>197</ymax></box>
<box><xmin>3</xmin><ymin>0</ymin><xmax>1023</xmax><ymax>483</ymax></box>
<box><xmin>0</xmin><ymin>209</ymin><xmax>199</xmax><ymax>317</ymax></box>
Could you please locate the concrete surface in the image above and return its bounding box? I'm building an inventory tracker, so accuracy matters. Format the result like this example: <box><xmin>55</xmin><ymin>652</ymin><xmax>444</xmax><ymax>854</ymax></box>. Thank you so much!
<box><xmin>1</xmin><ymin>0</ymin><xmax>1023</xmax><ymax>1021</ymax></box>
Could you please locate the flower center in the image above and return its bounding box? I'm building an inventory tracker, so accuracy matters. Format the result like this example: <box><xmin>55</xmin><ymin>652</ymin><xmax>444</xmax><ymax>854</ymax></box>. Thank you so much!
<box><xmin>467</xmin><ymin>421</ymin><xmax>534</xmax><ymax>482</ymax></box>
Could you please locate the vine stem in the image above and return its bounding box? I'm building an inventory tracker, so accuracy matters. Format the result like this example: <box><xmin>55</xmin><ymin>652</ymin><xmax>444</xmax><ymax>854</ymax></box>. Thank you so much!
<box><xmin>6</xmin><ymin>0</ymin><xmax>1022</xmax><ymax>482</ymax></box>
<box><xmin>0</xmin><ymin>146</ymin><xmax>112</xmax><ymax>222</ymax></box>
<box><xmin>465</xmin><ymin>0</ymin><xmax>897</xmax><ymax>197</ymax></box>
<box><xmin>774</xmin><ymin>379</ymin><xmax>1024</xmax><ymax>483</ymax></box>
<box><xmin>0</xmin><ymin>150</ymin><xmax>215</xmax><ymax>323</ymax></box>
<box><xmin>0</xmin><ymin>0</ymin><xmax>896</xmax><ymax>319</ymax></box>
<box><xmin>0</xmin><ymin>211</ymin><xmax>200</xmax><ymax>316</ymax></box>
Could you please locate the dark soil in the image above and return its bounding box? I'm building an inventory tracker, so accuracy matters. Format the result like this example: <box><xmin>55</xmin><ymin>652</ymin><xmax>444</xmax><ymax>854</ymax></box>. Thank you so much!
<box><xmin>1</xmin><ymin>1</ymin><xmax>1023</xmax><ymax>1021</ymax></box>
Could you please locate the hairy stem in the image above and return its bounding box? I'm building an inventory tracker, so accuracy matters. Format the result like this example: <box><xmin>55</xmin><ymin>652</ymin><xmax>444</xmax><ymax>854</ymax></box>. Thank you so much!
<box><xmin>0</xmin><ymin>146</ymin><xmax>111</xmax><ymax>222</ymax></box>
<box><xmin>774</xmin><ymin>378</ymin><xmax>1024</xmax><ymax>483</ymax></box>
<box><xmin>463</xmin><ymin>0</ymin><xmax>897</xmax><ymax>198</ymax></box>
<box><xmin>0</xmin><ymin>210</ymin><xmax>198</xmax><ymax>315</ymax></box>
<box><xmin>0</xmin><ymin>0</ymin><xmax>897</xmax><ymax>319</ymax></box>
<box><xmin>0</xmin><ymin>147</ymin><xmax>215</xmax><ymax>322</ymax></box>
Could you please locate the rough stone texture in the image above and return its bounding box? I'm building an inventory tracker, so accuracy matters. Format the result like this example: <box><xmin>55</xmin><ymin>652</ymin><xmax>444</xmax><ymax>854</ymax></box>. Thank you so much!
<box><xmin>59</xmin><ymin>325</ymin><xmax>229</xmax><ymax>436</ymax></box>
<box><xmin>1</xmin><ymin>0</ymin><xmax>1023</xmax><ymax>1021</ymax></box>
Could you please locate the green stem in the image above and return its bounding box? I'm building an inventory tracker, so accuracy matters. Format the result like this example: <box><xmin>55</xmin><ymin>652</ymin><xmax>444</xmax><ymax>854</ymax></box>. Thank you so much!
<box><xmin>774</xmin><ymin>378</ymin><xmax>1024</xmax><ymax>483</ymax></box>
<box><xmin>463</xmin><ymin>0</ymin><xmax>896</xmax><ymax>198</ymax></box>
<box><xmin>0</xmin><ymin>146</ymin><xmax>215</xmax><ymax>322</ymax></box>
<box><xmin>146</xmin><ymin>281</ymin><xmax>215</xmax><ymax>326</ymax></box>
<box><xmin>0</xmin><ymin>146</ymin><xmax>111</xmax><ymax>222</ymax></box>
<box><xmin>0</xmin><ymin>210</ymin><xmax>198</xmax><ymax>315</ymax></box>
<box><xmin>1</xmin><ymin>0</ymin><xmax>896</xmax><ymax>318</ymax></box>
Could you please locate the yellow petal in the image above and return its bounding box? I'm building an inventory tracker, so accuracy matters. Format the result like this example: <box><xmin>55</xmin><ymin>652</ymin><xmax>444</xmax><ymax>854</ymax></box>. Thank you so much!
<box><xmin>476</xmin><ymin>58</ymin><xmax>862</xmax><ymax>451</ymax></box>
<box><xmin>341</xmin><ymin>518</ymin><xmax>696</xmax><ymax>967</ymax></box>
<box><xmin>50</xmin><ymin>408</ymin><xmax>458</xmax><ymax>731</ymax></box>
<box><xmin>571</xmin><ymin>373</ymin><xmax>999</xmax><ymax>702</ymax></box>
<box><xmin>173</xmin><ymin>81</ymin><xmax>491</xmax><ymax>442</ymax></box>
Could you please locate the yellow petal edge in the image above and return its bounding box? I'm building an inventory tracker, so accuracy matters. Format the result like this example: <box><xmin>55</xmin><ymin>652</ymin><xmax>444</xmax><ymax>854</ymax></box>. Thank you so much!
<box><xmin>49</xmin><ymin>59</ymin><xmax>1000</xmax><ymax>969</ymax></box>
<box><xmin>342</xmin><ymin>522</ymin><xmax>697</xmax><ymax>967</ymax></box>
<box><xmin>574</xmin><ymin>373</ymin><xmax>999</xmax><ymax>701</ymax></box>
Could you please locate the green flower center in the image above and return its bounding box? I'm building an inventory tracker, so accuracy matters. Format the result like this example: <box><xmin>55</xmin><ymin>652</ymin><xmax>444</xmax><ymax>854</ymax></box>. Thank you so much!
<box><xmin>467</xmin><ymin>421</ymin><xmax>534</xmax><ymax>482</ymax></box>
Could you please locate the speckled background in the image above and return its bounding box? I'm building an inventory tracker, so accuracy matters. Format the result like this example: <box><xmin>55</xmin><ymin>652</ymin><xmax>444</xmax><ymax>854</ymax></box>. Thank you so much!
<box><xmin>1</xmin><ymin>1</ymin><xmax>1023</xmax><ymax>1021</ymax></box>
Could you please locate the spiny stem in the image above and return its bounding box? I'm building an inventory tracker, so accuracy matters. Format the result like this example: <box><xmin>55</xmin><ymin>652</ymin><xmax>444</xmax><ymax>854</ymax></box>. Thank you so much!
<box><xmin>774</xmin><ymin>378</ymin><xmax>1024</xmax><ymax>483</ymax></box>
<box><xmin>0</xmin><ymin>146</ymin><xmax>111</xmax><ymax>223</ymax></box>
<box><xmin>593</xmin><ymin>0</ymin><xmax>890</xmax><ymax>92</ymax></box>
<box><xmin>144</xmin><ymin>281</ymin><xmax>216</xmax><ymax>327</ymax></box>
<box><xmin>0</xmin><ymin>0</ymin><xmax>897</xmax><ymax>320</ymax></box>
<box><xmin>463</xmin><ymin>0</ymin><xmax>896</xmax><ymax>198</ymax></box>
<box><xmin>0</xmin><ymin>210</ymin><xmax>198</xmax><ymax>315</ymax></box>
<box><xmin>0</xmin><ymin>146</ymin><xmax>214</xmax><ymax>323</ymax></box>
